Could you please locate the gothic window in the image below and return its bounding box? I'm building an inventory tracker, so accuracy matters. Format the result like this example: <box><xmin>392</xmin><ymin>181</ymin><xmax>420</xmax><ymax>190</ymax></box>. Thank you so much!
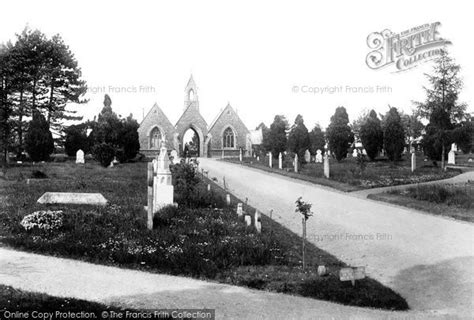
<box><xmin>188</xmin><ymin>89</ymin><xmax>194</xmax><ymax>101</ymax></box>
<box><xmin>223</xmin><ymin>127</ymin><xmax>235</xmax><ymax>148</ymax></box>
<box><xmin>150</xmin><ymin>127</ymin><xmax>161</xmax><ymax>149</ymax></box>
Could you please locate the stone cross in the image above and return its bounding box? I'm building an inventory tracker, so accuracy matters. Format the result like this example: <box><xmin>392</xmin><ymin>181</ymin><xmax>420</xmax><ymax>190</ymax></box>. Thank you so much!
<box><xmin>411</xmin><ymin>152</ymin><xmax>416</xmax><ymax>172</ymax></box>
<box><xmin>315</xmin><ymin>149</ymin><xmax>322</xmax><ymax>163</ymax></box>
<box><xmin>75</xmin><ymin>149</ymin><xmax>85</xmax><ymax>164</ymax></box>
<box><xmin>278</xmin><ymin>152</ymin><xmax>283</xmax><ymax>169</ymax></box>
<box><xmin>324</xmin><ymin>153</ymin><xmax>330</xmax><ymax>178</ymax></box>
<box><xmin>269</xmin><ymin>152</ymin><xmax>273</xmax><ymax>168</ymax></box>
<box><xmin>448</xmin><ymin>150</ymin><xmax>455</xmax><ymax>165</ymax></box>
<box><xmin>294</xmin><ymin>154</ymin><xmax>298</xmax><ymax>173</ymax></box>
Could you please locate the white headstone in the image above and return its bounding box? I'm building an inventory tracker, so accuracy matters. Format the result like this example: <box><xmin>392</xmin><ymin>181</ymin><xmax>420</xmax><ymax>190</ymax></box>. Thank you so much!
<box><xmin>451</xmin><ymin>143</ymin><xmax>458</xmax><ymax>152</ymax></box>
<box><xmin>411</xmin><ymin>152</ymin><xmax>416</xmax><ymax>172</ymax></box>
<box><xmin>245</xmin><ymin>215</ymin><xmax>251</xmax><ymax>226</ymax></box>
<box><xmin>315</xmin><ymin>150</ymin><xmax>323</xmax><ymax>163</ymax></box>
<box><xmin>239</xmin><ymin>148</ymin><xmax>243</xmax><ymax>162</ymax></box>
<box><xmin>278</xmin><ymin>152</ymin><xmax>283</xmax><ymax>169</ymax></box>
<box><xmin>269</xmin><ymin>152</ymin><xmax>273</xmax><ymax>168</ymax></box>
<box><xmin>153</xmin><ymin>144</ymin><xmax>174</xmax><ymax>213</ymax></box>
<box><xmin>75</xmin><ymin>149</ymin><xmax>85</xmax><ymax>164</ymax></box>
<box><xmin>448</xmin><ymin>150</ymin><xmax>455</xmax><ymax>165</ymax></box>
<box><xmin>304</xmin><ymin>150</ymin><xmax>311</xmax><ymax>163</ymax></box>
<box><xmin>254</xmin><ymin>210</ymin><xmax>261</xmax><ymax>233</ymax></box>
<box><xmin>362</xmin><ymin>149</ymin><xmax>367</xmax><ymax>156</ymax></box>
<box><xmin>226</xmin><ymin>194</ymin><xmax>231</xmax><ymax>205</ymax></box>
<box><xmin>324</xmin><ymin>153</ymin><xmax>330</xmax><ymax>178</ymax></box>
<box><xmin>317</xmin><ymin>265</ymin><xmax>327</xmax><ymax>276</ymax></box>
<box><xmin>294</xmin><ymin>154</ymin><xmax>298</xmax><ymax>173</ymax></box>
<box><xmin>352</xmin><ymin>149</ymin><xmax>358</xmax><ymax>157</ymax></box>
<box><xmin>257</xmin><ymin>156</ymin><xmax>260</xmax><ymax>161</ymax></box>
<box><xmin>237</xmin><ymin>203</ymin><xmax>243</xmax><ymax>216</ymax></box>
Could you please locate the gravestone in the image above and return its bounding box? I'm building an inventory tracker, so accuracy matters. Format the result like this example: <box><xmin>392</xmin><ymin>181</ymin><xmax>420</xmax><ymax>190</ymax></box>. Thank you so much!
<box><xmin>278</xmin><ymin>152</ymin><xmax>283</xmax><ymax>169</ymax></box>
<box><xmin>317</xmin><ymin>265</ymin><xmax>327</xmax><ymax>276</ymax></box>
<box><xmin>254</xmin><ymin>209</ymin><xmax>261</xmax><ymax>233</ymax></box>
<box><xmin>207</xmin><ymin>184</ymin><xmax>211</xmax><ymax>192</ymax></box>
<box><xmin>239</xmin><ymin>148</ymin><xmax>243</xmax><ymax>162</ymax></box>
<box><xmin>451</xmin><ymin>143</ymin><xmax>458</xmax><ymax>152</ymax></box>
<box><xmin>352</xmin><ymin>149</ymin><xmax>358</xmax><ymax>157</ymax></box>
<box><xmin>315</xmin><ymin>150</ymin><xmax>323</xmax><ymax>163</ymax></box>
<box><xmin>268</xmin><ymin>152</ymin><xmax>273</xmax><ymax>168</ymax></box>
<box><xmin>448</xmin><ymin>150</ymin><xmax>456</xmax><ymax>165</ymax></box>
<box><xmin>411</xmin><ymin>152</ymin><xmax>416</xmax><ymax>172</ymax></box>
<box><xmin>37</xmin><ymin>192</ymin><xmax>107</xmax><ymax>206</ymax></box>
<box><xmin>294</xmin><ymin>154</ymin><xmax>298</xmax><ymax>173</ymax></box>
<box><xmin>221</xmin><ymin>150</ymin><xmax>224</xmax><ymax>159</ymax></box>
<box><xmin>257</xmin><ymin>156</ymin><xmax>260</xmax><ymax>161</ymax></box>
<box><xmin>244</xmin><ymin>215</ymin><xmax>251</xmax><ymax>226</ymax></box>
<box><xmin>226</xmin><ymin>194</ymin><xmax>231</xmax><ymax>205</ymax></box>
<box><xmin>75</xmin><ymin>149</ymin><xmax>85</xmax><ymax>164</ymax></box>
<box><xmin>304</xmin><ymin>150</ymin><xmax>311</xmax><ymax>163</ymax></box>
<box><xmin>362</xmin><ymin>149</ymin><xmax>367</xmax><ymax>156</ymax></box>
<box><xmin>323</xmin><ymin>153</ymin><xmax>330</xmax><ymax>178</ymax></box>
<box><xmin>170</xmin><ymin>150</ymin><xmax>178</xmax><ymax>164</ymax></box>
<box><xmin>152</xmin><ymin>142</ymin><xmax>174</xmax><ymax>213</ymax></box>
<box><xmin>237</xmin><ymin>203</ymin><xmax>243</xmax><ymax>216</ymax></box>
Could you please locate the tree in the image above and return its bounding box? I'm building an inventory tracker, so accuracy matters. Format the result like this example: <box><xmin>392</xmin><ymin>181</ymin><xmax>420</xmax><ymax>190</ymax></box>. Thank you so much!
<box><xmin>64</xmin><ymin>124</ymin><xmax>89</xmax><ymax>156</ymax></box>
<box><xmin>452</xmin><ymin>121</ymin><xmax>473</xmax><ymax>154</ymax></box>
<box><xmin>288</xmin><ymin>114</ymin><xmax>310</xmax><ymax>162</ymax></box>
<box><xmin>400</xmin><ymin>111</ymin><xmax>424</xmax><ymax>149</ymax></box>
<box><xmin>0</xmin><ymin>42</ymin><xmax>15</xmax><ymax>169</ymax></box>
<box><xmin>415</xmin><ymin>49</ymin><xmax>467</xmax><ymax>123</ymax></box>
<box><xmin>416</xmin><ymin>50</ymin><xmax>469</xmax><ymax>165</ymax></box>
<box><xmin>295</xmin><ymin>197</ymin><xmax>313</xmax><ymax>271</ymax></box>
<box><xmin>264</xmin><ymin>115</ymin><xmax>288</xmax><ymax>156</ymax></box>
<box><xmin>422</xmin><ymin>107</ymin><xmax>453</xmax><ymax>166</ymax></box>
<box><xmin>326</xmin><ymin>106</ymin><xmax>354</xmax><ymax>161</ymax></box>
<box><xmin>119</xmin><ymin>114</ymin><xmax>140</xmax><ymax>161</ymax></box>
<box><xmin>383</xmin><ymin>107</ymin><xmax>405</xmax><ymax>161</ymax></box>
<box><xmin>308</xmin><ymin>124</ymin><xmax>325</xmax><ymax>155</ymax></box>
<box><xmin>360</xmin><ymin>110</ymin><xmax>383</xmax><ymax>160</ymax></box>
<box><xmin>24</xmin><ymin>110</ymin><xmax>54</xmax><ymax>161</ymax></box>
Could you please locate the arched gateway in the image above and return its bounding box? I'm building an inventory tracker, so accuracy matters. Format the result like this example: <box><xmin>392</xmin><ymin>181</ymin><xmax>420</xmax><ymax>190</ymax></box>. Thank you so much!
<box><xmin>138</xmin><ymin>75</ymin><xmax>252</xmax><ymax>158</ymax></box>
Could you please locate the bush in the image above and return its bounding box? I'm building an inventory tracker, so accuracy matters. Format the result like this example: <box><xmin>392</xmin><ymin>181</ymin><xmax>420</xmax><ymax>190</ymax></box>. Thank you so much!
<box><xmin>383</xmin><ymin>107</ymin><xmax>405</xmax><ymax>161</ymax></box>
<box><xmin>327</xmin><ymin>107</ymin><xmax>354</xmax><ymax>161</ymax></box>
<box><xmin>92</xmin><ymin>143</ymin><xmax>115</xmax><ymax>167</ymax></box>
<box><xmin>360</xmin><ymin>110</ymin><xmax>383</xmax><ymax>160</ymax></box>
<box><xmin>20</xmin><ymin>210</ymin><xmax>64</xmax><ymax>231</ymax></box>
<box><xmin>24</xmin><ymin>110</ymin><xmax>54</xmax><ymax>162</ymax></box>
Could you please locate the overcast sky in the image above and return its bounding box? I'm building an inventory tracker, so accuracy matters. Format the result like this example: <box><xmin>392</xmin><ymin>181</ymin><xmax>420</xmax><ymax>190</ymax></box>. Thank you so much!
<box><xmin>1</xmin><ymin>0</ymin><xmax>472</xmax><ymax>130</ymax></box>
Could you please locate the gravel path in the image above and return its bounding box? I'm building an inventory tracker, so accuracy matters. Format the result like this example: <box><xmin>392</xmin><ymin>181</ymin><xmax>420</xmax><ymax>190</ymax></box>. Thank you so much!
<box><xmin>0</xmin><ymin>247</ymin><xmax>429</xmax><ymax>320</ymax></box>
<box><xmin>199</xmin><ymin>158</ymin><xmax>473</xmax><ymax>319</ymax></box>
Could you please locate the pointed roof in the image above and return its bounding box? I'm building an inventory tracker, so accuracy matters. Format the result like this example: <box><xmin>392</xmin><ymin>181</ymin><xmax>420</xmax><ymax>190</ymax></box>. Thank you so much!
<box><xmin>140</xmin><ymin>102</ymin><xmax>173</xmax><ymax>127</ymax></box>
<box><xmin>185</xmin><ymin>74</ymin><xmax>196</xmax><ymax>89</ymax></box>
<box><xmin>208</xmin><ymin>103</ymin><xmax>233</xmax><ymax>131</ymax></box>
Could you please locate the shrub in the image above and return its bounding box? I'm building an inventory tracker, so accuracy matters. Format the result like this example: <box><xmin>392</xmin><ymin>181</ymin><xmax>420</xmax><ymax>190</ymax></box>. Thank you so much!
<box><xmin>30</xmin><ymin>170</ymin><xmax>48</xmax><ymax>179</ymax></box>
<box><xmin>360</xmin><ymin>110</ymin><xmax>383</xmax><ymax>160</ymax></box>
<box><xmin>21</xmin><ymin>210</ymin><xmax>64</xmax><ymax>231</ymax></box>
<box><xmin>24</xmin><ymin>110</ymin><xmax>54</xmax><ymax>161</ymax></box>
<box><xmin>92</xmin><ymin>143</ymin><xmax>115</xmax><ymax>167</ymax></box>
<box><xmin>327</xmin><ymin>107</ymin><xmax>354</xmax><ymax>161</ymax></box>
<box><xmin>383</xmin><ymin>107</ymin><xmax>405</xmax><ymax>161</ymax></box>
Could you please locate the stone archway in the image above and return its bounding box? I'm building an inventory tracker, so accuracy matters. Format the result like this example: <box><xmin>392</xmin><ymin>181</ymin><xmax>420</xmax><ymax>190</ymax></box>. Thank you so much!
<box><xmin>179</xmin><ymin>124</ymin><xmax>206</xmax><ymax>157</ymax></box>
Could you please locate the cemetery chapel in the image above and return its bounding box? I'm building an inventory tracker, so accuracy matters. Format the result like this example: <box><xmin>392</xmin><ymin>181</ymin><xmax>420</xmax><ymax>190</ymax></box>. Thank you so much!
<box><xmin>138</xmin><ymin>75</ymin><xmax>252</xmax><ymax>158</ymax></box>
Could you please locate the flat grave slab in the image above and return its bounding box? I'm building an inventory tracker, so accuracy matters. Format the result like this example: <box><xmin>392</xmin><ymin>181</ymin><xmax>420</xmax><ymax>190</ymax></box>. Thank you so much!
<box><xmin>37</xmin><ymin>192</ymin><xmax>108</xmax><ymax>206</ymax></box>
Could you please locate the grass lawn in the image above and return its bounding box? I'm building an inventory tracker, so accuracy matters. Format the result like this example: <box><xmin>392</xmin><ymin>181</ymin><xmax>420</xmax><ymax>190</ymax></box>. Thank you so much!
<box><xmin>222</xmin><ymin>152</ymin><xmax>460</xmax><ymax>192</ymax></box>
<box><xmin>0</xmin><ymin>161</ymin><xmax>408</xmax><ymax>310</ymax></box>
<box><xmin>368</xmin><ymin>183</ymin><xmax>474</xmax><ymax>223</ymax></box>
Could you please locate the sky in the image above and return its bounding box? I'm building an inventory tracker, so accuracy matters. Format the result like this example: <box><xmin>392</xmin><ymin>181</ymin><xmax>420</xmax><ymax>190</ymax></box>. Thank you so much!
<box><xmin>1</xmin><ymin>0</ymin><xmax>473</xmax><ymax>130</ymax></box>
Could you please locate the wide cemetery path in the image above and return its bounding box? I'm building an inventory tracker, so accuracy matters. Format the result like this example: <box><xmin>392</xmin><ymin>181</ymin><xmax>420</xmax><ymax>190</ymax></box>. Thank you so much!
<box><xmin>0</xmin><ymin>246</ymin><xmax>427</xmax><ymax>320</ymax></box>
<box><xmin>199</xmin><ymin>158</ymin><xmax>474</xmax><ymax>319</ymax></box>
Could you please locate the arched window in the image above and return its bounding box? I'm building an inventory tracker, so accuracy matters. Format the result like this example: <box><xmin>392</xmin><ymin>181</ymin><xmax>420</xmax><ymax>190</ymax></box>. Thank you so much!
<box><xmin>223</xmin><ymin>127</ymin><xmax>235</xmax><ymax>148</ymax></box>
<box><xmin>150</xmin><ymin>127</ymin><xmax>161</xmax><ymax>149</ymax></box>
<box><xmin>188</xmin><ymin>89</ymin><xmax>194</xmax><ymax>101</ymax></box>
